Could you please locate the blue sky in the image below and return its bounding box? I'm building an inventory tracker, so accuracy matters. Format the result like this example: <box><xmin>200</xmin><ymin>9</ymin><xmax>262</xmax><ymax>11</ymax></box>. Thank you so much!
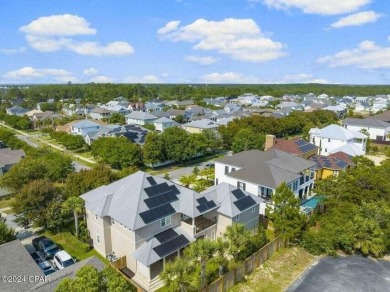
<box><xmin>1</xmin><ymin>0</ymin><xmax>390</xmax><ymax>84</ymax></box>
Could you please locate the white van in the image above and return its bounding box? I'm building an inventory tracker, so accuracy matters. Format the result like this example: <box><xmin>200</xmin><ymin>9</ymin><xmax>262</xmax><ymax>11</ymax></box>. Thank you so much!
<box><xmin>53</xmin><ymin>251</ymin><xmax>75</xmax><ymax>270</ymax></box>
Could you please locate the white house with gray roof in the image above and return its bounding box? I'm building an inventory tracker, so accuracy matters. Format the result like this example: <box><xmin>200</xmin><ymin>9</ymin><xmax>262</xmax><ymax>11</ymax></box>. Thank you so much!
<box><xmin>309</xmin><ymin>124</ymin><xmax>367</xmax><ymax>156</ymax></box>
<box><xmin>125</xmin><ymin>111</ymin><xmax>158</xmax><ymax>126</ymax></box>
<box><xmin>343</xmin><ymin>118</ymin><xmax>390</xmax><ymax>141</ymax></box>
<box><xmin>81</xmin><ymin>171</ymin><xmax>260</xmax><ymax>291</ymax></box>
<box><xmin>215</xmin><ymin>149</ymin><xmax>316</xmax><ymax>214</ymax></box>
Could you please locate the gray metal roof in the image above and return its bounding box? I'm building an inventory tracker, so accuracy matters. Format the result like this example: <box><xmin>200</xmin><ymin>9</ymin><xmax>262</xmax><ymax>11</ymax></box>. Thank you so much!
<box><xmin>0</xmin><ymin>148</ymin><xmax>25</xmax><ymax>167</ymax></box>
<box><xmin>125</xmin><ymin>111</ymin><xmax>158</xmax><ymax>120</ymax></box>
<box><xmin>133</xmin><ymin>226</ymin><xmax>195</xmax><ymax>266</ymax></box>
<box><xmin>344</xmin><ymin>118</ymin><xmax>390</xmax><ymax>129</ymax></box>
<box><xmin>202</xmin><ymin>183</ymin><xmax>262</xmax><ymax>217</ymax></box>
<box><xmin>0</xmin><ymin>240</ymin><xmax>44</xmax><ymax>292</ymax></box>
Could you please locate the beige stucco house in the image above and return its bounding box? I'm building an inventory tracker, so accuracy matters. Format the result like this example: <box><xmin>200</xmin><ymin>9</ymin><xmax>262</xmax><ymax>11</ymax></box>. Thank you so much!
<box><xmin>81</xmin><ymin>171</ymin><xmax>260</xmax><ymax>291</ymax></box>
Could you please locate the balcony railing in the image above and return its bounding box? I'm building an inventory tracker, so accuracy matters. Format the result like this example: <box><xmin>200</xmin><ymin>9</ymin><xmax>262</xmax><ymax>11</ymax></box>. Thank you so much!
<box><xmin>183</xmin><ymin>216</ymin><xmax>217</xmax><ymax>234</ymax></box>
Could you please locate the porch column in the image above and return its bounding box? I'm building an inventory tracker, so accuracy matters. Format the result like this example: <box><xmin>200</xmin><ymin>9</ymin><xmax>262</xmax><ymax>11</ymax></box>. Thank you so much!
<box><xmin>163</xmin><ymin>257</ymin><xmax>166</xmax><ymax>272</ymax></box>
<box><xmin>192</xmin><ymin>217</ymin><xmax>195</xmax><ymax>236</ymax></box>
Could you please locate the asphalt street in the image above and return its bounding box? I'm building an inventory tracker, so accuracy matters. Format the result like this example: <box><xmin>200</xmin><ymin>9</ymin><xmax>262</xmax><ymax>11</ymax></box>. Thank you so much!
<box><xmin>287</xmin><ymin>255</ymin><xmax>390</xmax><ymax>292</ymax></box>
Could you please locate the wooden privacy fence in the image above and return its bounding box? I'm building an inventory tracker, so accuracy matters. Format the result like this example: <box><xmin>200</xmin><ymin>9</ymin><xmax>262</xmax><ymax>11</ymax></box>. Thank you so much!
<box><xmin>205</xmin><ymin>236</ymin><xmax>288</xmax><ymax>292</ymax></box>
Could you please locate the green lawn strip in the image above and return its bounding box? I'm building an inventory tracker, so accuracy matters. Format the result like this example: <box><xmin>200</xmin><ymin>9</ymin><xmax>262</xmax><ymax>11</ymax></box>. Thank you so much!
<box><xmin>0</xmin><ymin>195</ymin><xmax>15</xmax><ymax>209</ymax></box>
<box><xmin>42</xmin><ymin>229</ymin><xmax>109</xmax><ymax>265</ymax></box>
<box><xmin>229</xmin><ymin>247</ymin><xmax>317</xmax><ymax>292</ymax></box>
<box><xmin>1</xmin><ymin>208</ymin><xmax>14</xmax><ymax>214</ymax></box>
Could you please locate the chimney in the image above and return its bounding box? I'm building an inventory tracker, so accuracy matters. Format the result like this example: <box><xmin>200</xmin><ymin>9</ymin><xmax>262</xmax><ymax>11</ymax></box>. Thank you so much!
<box><xmin>265</xmin><ymin>134</ymin><xmax>276</xmax><ymax>151</ymax></box>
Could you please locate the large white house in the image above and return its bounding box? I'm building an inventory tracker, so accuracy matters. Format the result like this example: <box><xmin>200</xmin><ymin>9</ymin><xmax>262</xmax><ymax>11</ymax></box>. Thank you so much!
<box><xmin>215</xmin><ymin>149</ymin><xmax>316</xmax><ymax>214</ymax></box>
<box><xmin>343</xmin><ymin>118</ymin><xmax>390</xmax><ymax>141</ymax></box>
<box><xmin>309</xmin><ymin>124</ymin><xmax>368</xmax><ymax>156</ymax></box>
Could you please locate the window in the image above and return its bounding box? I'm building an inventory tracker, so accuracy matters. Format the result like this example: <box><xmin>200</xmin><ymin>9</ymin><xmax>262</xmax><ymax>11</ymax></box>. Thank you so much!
<box><xmin>160</xmin><ymin>216</ymin><xmax>171</xmax><ymax>227</ymax></box>
<box><xmin>237</xmin><ymin>181</ymin><xmax>246</xmax><ymax>190</ymax></box>
<box><xmin>333</xmin><ymin>170</ymin><xmax>339</xmax><ymax>177</ymax></box>
<box><xmin>232</xmin><ymin>168</ymin><xmax>236</xmax><ymax>172</ymax></box>
<box><xmin>96</xmin><ymin>234</ymin><xmax>100</xmax><ymax>243</ymax></box>
<box><xmin>292</xmin><ymin>181</ymin><xmax>298</xmax><ymax>191</ymax></box>
<box><xmin>328</xmin><ymin>138</ymin><xmax>331</xmax><ymax>142</ymax></box>
<box><xmin>235</xmin><ymin>215</ymin><xmax>240</xmax><ymax>221</ymax></box>
<box><xmin>252</xmin><ymin>206</ymin><xmax>255</xmax><ymax>212</ymax></box>
<box><xmin>111</xmin><ymin>219</ymin><xmax>115</xmax><ymax>225</ymax></box>
<box><xmin>325</xmin><ymin>148</ymin><xmax>327</xmax><ymax>153</ymax></box>
<box><xmin>95</xmin><ymin>214</ymin><xmax>98</xmax><ymax>220</ymax></box>
<box><xmin>224</xmin><ymin>166</ymin><xmax>229</xmax><ymax>174</ymax></box>
<box><xmin>211</xmin><ymin>230</ymin><xmax>216</xmax><ymax>240</ymax></box>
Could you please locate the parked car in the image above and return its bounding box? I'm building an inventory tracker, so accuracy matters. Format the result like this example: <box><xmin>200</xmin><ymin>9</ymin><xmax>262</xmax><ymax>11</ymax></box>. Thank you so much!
<box><xmin>38</xmin><ymin>261</ymin><xmax>56</xmax><ymax>275</ymax></box>
<box><xmin>204</xmin><ymin>162</ymin><xmax>215</xmax><ymax>168</ymax></box>
<box><xmin>29</xmin><ymin>252</ymin><xmax>41</xmax><ymax>264</ymax></box>
<box><xmin>53</xmin><ymin>251</ymin><xmax>75</xmax><ymax>270</ymax></box>
<box><xmin>32</xmin><ymin>236</ymin><xmax>60</xmax><ymax>260</ymax></box>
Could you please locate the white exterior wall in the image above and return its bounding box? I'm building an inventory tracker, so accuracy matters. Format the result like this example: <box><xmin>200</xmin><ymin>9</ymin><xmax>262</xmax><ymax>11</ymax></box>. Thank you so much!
<box><xmin>345</xmin><ymin>124</ymin><xmax>390</xmax><ymax>141</ymax></box>
<box><xmin>310</xmin><ymin>135</ymin><xmax>347</xmax><ymax>156</ymax></box>
<box><xmin>85</xmin><ymin>210</ymin><xmax>110</xmax><ymax>257</ymax></box>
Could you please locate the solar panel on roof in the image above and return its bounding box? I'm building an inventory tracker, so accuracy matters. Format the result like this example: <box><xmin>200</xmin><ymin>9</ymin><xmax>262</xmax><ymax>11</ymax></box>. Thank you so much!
<box><xmin>295</xmin><ymin>139</ymin><xmax>306</xmax><ymax>146</ymax></box>
<box><xmin>196</xmin><ymin>200</ymin><xmax>217</xmax><ymax>213</ymax></box>
<box><xmin>232</xmin><ymin>189</ymin><xmax>246</xmax><ymax>199</ymax></box>
<box><xmin>147</xmin><ymin>177</ymin><xmax>157</xmax><ymax>186</ymax></box>
<box><xmin>298</xmin><ymin>144</ymin><xmax>316</xmax><ymax>153</ymax></box>
<box><xmin>196</xmin><ymin>197</ymin><xmax>207</xmax><ymax>205</ymax></box>
<box><xmin>324</xmin><ymin>163</ymin><xmax>332</xmax><ymax>167</ymax></box>
<box><xmin>155</xmin><ymin>229</ymin><xmax>178</xmax><ymax>244</ymax></box>
<box><xmin>233</xmin><ymin>196</ymin><xmax>257</xmax><ymax>212</ymax></box>
<box><xmin>144</xmin><ymin>192</ymin><xmax>178</xmax><ymax>209</ymax></box>
<box><xmin>153</xmin><ymin>235</ymin><xmax>190</xmax><ymax>258</ymax></box>
<box><xmin>139</xmin><ymin>203</ymin><xmax>176</xmax><ymax>224</ymax></box>
<box><xmin>144</xmin><ymin>182</ymin><xmax>171</xmax><ymax>197</ymax></box>
<box><xmin>336</xmin><ymin>160</ymin><xmax>348</xmax><ymax>168</ymax></box>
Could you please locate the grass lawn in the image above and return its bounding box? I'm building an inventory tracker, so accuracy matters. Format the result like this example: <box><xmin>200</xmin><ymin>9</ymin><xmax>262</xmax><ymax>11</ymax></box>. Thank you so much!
<box><xmin>0</xmin><ymin>195</ymin><xmax>15</xmax><ymax>209</ymax></box>
<box><xmin>229</xmin><ymin>247</ymin><xmax>317</xmax><ymax>292</ymax></box>
<box><xmin>41</xmin><ymin>229</ymin><xmax>109</xmax><ymax>265</ymax></box>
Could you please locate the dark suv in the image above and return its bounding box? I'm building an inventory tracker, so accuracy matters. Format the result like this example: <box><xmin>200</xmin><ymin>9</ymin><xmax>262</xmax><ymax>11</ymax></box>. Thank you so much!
<box><xmin>32</xmin><ymin>236</ymin><xmax>60</xmax><ymax>260</ymax></box>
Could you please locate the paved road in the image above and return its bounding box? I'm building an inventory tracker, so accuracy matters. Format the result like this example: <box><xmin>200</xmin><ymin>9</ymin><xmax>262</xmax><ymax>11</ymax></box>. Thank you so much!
<box><xmin>287</xmin><ymin>255</ymin><xmax>390</xmax><ymax>292</ymax></box>
<box><xmin>155</xmin><ymin>160</ymin><xmax>215</xmax><ymax>182</ymax></box>
<box><xmin>16</xmin><ymin>134</ymin><xmax>39</xmax><ymax>148</ymax></box>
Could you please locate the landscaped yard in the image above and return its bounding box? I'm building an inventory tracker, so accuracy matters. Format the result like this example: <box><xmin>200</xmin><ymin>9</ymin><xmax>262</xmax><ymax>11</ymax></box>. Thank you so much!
<box><xmin>229</xmin><ymin>247</ymin><xmax>317</xmax><ymax>292</ymax></box>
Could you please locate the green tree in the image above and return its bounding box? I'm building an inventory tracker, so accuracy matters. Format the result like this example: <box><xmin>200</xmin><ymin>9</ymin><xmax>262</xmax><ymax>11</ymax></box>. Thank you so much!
<box><xmin>161</xmin><ymin>127</ymin><xmax>190</xmax><ymax>162</ymax></box>
<box><xmin>214</xmin><ymin>237</ymin><xmax>229</xmax><ymax>276</ymax></box>
<box><xmin>109</xmin><ymin>113</ymin><xmax>125</xmax><ymax>125</ymax></box>
<box><xmin>12</xmin><ymin>179</ymin><xmax>60</xmax><ymax>228</ymax></box>
<box><xmin>56</xmin><ymin>265</ymin><xmax>105</xmax><ymax>292</ymax></box>
<box><xmin>91</xmin><ymin>137</ymin><xmax>142</xmax><ymax>169</ymax></box>
<box><xmin>231</xmin><ymin>128</ymin><xmax>265</xmax><ymax>153</ymax></box>
<box><xmin>0</xmin><ymin>214</ymin><xmax>16</xmax><ymax>244</ymax></box>
<box><xmin>143</xmin><ymin>132</ymin><xmax>166</xmax><ymax>165</ymax></box>
<box><xmin>185</xmin><ymin>238</ymin><xmax>216</xmax><ymax>288</ymax></box>
<box><xmin>62</xmin><ymin>196</ymin><xmax>84</xmax><ymax>238</ymax></box>
<box><xmin>223</xmin><ymin>223</ymin><xmax>250</xmax><ymax>265</ymax></box>
<box><xmin>161</xmin><ymin>256</ymin><xmax>198</xmax><ymax>292</ymax></box>
<box><xmin>266</xmin><ymin>183</ymin><xmax>305</xmax><ymax>239</ymax></box>
<box><xmin>179</xmin><ymin>174</ymin><xmax>196</xmax><ymax>188</ymax></box>
<box><xmin>103</xmin><ymin>267</ymin><xmax>136</xmax><ymax>292</ymax></box>
<box><xmin>64</xmin><ymin>164</ymin><xmax>116</xmax><ymax>198</ymax></box>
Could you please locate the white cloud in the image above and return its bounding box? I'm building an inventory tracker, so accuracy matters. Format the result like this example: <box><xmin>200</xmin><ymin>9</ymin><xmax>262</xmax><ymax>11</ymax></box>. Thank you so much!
<box><xmin>263</xmin><ymin>0</ymin><xmax>371</xmax><ymax>15</ymax></box>
<box><xmin>158</xmin><ymin>18</ymin><xmax>286</xmax><ymax>62</ymax></box>
<box><xmin>185</xmin><ymin>55</ymin><xmax>217</xmax><ymax>65</ymax></box>
<box><xmin>20</xmin><ymin>14</ymin><xmax>134</xmax><ymax>56</ymax></box>
<box><xmin>0</xmin><ymin>47</ymin><xmax>26</xmax><ymax>55</ymax></box>
<box><xmin>284</xmin><ymin>73</ymin><xmax>329</xmax><ymax>83</ymax></box>
<box><xmin>20</xmin><ymin>14</ymin><xmax>96</xmax><ymax>36</ymax></box>
<box><xmin>90</xmin><ymin>75</ymin><xmax>114</xmax><ymax>83</ymax></box>
<box><xmin>3</xmin><ymin>66</ymin><xmax>77</xmax><ymax>82</ymax></box>
<box><xmin>200</xmin><ymin>72</ymin><xmax>328</xmax><ymax>84</ymax></box>
<box><xmin>83</xmin><ymin>67</ymin><xmax>99</xmax><ymax>75</ymax></box>
<box><xmin>200</xmin><ymin>72</ymin><xmax>267</xmax><ymax>84</ymax></box>
<box><xmin>317</xmin><ymin>40</ymin><xmax>390</xmax><ymax>69</ymax></box>
<box><xmin>124</xmin><ymin>75</ymin><xmax>162</xmax><ymax>83</ymax></box>
<box><xmin>331</xmin><ymin>11</ymin><xmax>383</xmax><ymax>28</ymax></box>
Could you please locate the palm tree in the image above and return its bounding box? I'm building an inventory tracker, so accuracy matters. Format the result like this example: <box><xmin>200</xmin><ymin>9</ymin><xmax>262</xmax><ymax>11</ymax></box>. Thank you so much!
<box><xmin>179</xmin><ymin>174</ymin><xmax>197</xmax><ymax>188</ymax></box>
<box><xmin>224</xmin><ymin>224</ymin><xmax>250</xmax><ymax>266</ymax></box>
<box><xmin>185</xmin><ymin>238</ymin><xmax>216</xmax><ymax>288</ymax></box>
<box><xmin>214</xmin><ymin>237</ymin><xmax>229</xmax><ymax>276</ymax></box>
<box><xmin>161</xmin><ymin>256</ymin><xmax>198</xmax><ymax>292</ymax></box>
<box><xmin>62</xmin><ymin>196</ymin><xmax>84</xmax><ymax>238</ymax></box>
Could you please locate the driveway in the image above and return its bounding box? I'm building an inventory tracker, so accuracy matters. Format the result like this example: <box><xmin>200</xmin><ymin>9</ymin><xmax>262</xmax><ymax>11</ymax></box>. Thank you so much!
<box><xmin>287</xmin><ymin>255</ymin><xmax>390</xmax><ymax>292</ymax></box>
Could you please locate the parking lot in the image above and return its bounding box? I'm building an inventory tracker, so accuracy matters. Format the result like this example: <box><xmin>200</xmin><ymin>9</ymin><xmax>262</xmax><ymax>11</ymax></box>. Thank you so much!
<box><xmin>287</xmin><ymin>255</ymin><xmax>390</xmax><ymax>292</ymax></box>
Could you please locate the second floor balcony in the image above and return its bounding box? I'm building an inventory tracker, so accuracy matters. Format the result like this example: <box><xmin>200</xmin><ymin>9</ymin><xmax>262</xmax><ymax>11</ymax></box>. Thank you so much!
<box><xmin>181</xmin><ymin>215</ymin><xmax>217</xmax><ymax>235</ymax></box>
